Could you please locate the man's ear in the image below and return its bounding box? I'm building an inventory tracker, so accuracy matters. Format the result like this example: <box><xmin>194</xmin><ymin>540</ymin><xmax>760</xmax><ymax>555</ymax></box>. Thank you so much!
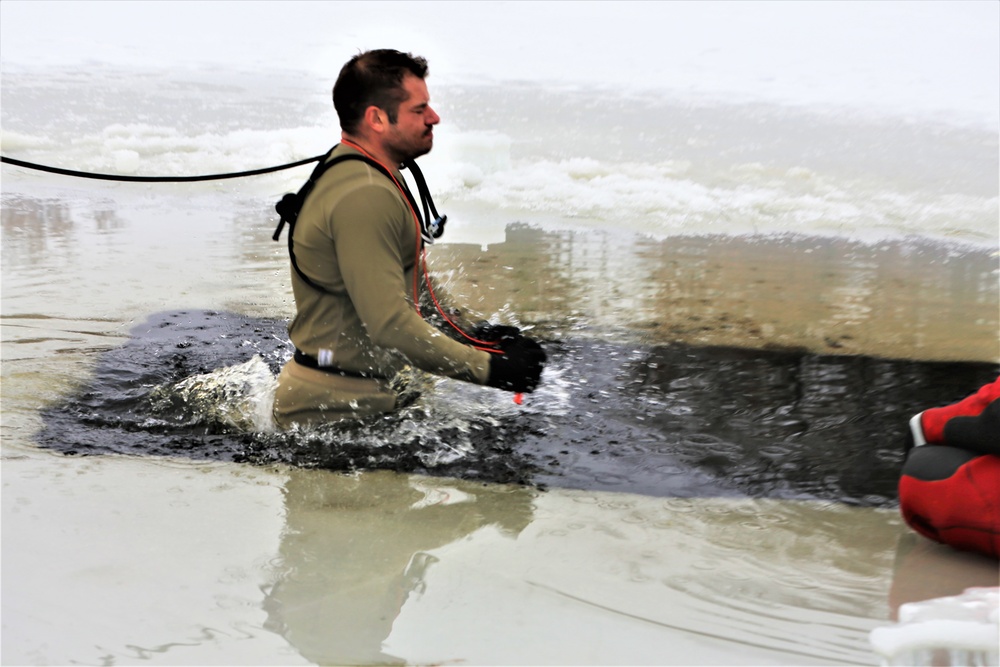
<box><xmin>363</xmin><ymin>106</ymin><xmax>387</xmax><ymax>135</ymax></box>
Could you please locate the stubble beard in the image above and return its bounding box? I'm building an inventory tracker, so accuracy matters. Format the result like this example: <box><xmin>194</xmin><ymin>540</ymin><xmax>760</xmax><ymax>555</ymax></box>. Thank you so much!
<box><xmin>387</xmin><ymin>128</ymin><xmax>434</xmax><ymax>164</ymax></box>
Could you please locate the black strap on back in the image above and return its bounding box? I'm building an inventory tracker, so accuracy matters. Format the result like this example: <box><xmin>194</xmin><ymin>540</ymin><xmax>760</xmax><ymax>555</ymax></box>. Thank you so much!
<box><xmin>272</xmin><ymin>146</ymin><xmax>442</xmax><ymax>295</ymax></box>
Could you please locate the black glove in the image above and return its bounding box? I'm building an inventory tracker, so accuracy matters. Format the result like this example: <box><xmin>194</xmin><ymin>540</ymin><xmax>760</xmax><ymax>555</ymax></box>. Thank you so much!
<box><xmin>471</xmin><ymin>322</ymin><xmax>523</xmax><ymax>345</ymax></box>
<box><xmin>486</xmin><ymin>336</ymin><xmax>547</xmax><ymax>393</ymax></box>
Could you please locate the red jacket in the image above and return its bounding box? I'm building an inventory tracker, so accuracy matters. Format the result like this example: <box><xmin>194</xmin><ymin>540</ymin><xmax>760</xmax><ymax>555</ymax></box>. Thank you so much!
<box><xmin>900</xmin><ymin>376</ymin><xmax>1000</xmax><ymax>558</ymax></box>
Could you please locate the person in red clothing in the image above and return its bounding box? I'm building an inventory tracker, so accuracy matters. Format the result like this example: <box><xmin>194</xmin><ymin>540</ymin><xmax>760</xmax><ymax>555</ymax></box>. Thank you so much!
<box><xmin>899</xmin><ymin>376</ymin><xmax>1000</xmax><ymax>558</ymax></box>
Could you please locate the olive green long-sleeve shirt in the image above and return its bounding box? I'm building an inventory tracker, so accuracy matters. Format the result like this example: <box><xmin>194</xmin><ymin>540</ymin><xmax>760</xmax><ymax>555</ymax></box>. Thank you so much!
<box><xmin>286</xmin><ymin>144</ymin><xmax>491</xmax><ymax>384</ymax></box>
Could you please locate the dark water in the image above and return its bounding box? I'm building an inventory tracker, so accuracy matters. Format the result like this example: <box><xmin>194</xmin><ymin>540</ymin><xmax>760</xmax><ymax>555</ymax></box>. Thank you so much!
<box><xmin>36</xmin><ymin>310</ymin><xmax>997</xmax><ymax>507</ymax></box>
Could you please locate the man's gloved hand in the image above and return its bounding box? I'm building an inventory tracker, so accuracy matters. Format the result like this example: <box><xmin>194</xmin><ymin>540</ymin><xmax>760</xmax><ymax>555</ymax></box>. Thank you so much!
<box><xmin>472</xmin><ymin>322</ymin><xmax>523</xmax><ymax>345</ymax></box>
<box><xmin>486</xmin><ymin>336</ymin><xmax>547</xmax><ymax>393</ymax></box>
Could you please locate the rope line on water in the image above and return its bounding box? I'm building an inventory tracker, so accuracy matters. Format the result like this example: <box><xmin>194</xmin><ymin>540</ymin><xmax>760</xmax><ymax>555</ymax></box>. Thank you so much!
<box><xmin>0</xmin><ymin>154</ymin><xmax>325</xmax><ymax>183</ymax></box>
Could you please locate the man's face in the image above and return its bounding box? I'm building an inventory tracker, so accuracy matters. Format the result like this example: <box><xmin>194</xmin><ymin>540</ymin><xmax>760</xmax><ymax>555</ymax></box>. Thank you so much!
<box><xmin>382</xmin><ymin>74</ymin><xmax>440</xmax><ymax>163</ymax></box>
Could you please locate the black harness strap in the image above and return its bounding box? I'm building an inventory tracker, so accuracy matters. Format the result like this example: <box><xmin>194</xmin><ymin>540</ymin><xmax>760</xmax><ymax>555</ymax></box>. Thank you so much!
<box><xmin>404</xmin><ymin>158</ymin><xmax>447</xmax><ymax>242</ymax></box>
<box><xmin>272</xmin><ymin>147</ymin><xmax>424</xmax><ymax>296</ymax></box>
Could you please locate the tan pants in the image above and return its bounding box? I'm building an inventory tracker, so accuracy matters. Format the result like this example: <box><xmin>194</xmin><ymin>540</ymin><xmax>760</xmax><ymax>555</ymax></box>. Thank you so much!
<box><xmin>272</xmin><ymin>360</ymin><xmax>397</xmax><ymax>429</ymax></box>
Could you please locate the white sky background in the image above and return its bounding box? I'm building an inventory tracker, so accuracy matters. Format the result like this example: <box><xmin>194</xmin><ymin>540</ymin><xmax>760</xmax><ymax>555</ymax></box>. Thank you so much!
<box><xmin>1</xmin><ymin>0</ymin><xmax>998</xmax><ymax>125</ymax></box>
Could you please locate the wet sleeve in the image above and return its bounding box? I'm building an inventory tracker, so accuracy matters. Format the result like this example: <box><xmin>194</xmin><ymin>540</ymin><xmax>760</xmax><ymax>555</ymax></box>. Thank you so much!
<box><xmin>416</xmin><ymin>269</ymin><xmax>490</xmax><ymax>343</ymax></box>
<box><xmin>331</xmin><ymin>185</ymin><xmax>491</xmax><ymax>384</ymax></box>
<box><xmin>942</xmin><ymin>399</ymin><xmax>1000</xmax><ymax>456</ymax></box>
<box><xmin>921</xmin><ymin>377</ymin><xmax>1000</xmax><ymax>443</ymax></box>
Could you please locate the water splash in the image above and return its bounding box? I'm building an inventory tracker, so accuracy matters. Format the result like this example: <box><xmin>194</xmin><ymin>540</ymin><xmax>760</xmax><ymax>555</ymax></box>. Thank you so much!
<box><xmin>148</xmin><ymin>356</ymin><xmax>278</xmax><ymax>433</ymax></box>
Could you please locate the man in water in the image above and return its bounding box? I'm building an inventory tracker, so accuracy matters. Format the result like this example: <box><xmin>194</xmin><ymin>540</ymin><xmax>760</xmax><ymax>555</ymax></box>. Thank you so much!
<box><xmin>272</xmin><ymin>49</ymin><xmax>545</xmax><ymax>429</ymax></box>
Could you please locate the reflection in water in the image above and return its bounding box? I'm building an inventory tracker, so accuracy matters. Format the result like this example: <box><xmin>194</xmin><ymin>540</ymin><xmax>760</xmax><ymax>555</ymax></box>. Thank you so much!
<box><xmin>1</xmin><ymin>195</ymin><xmax>78</xmax><ymax>267</ymax></box>
<box><xmin>428</xmin><ymin>225</ymin><xmax>1000</xmax><ymax>362</ymax></box>
<box><xmin>1</xmin><ymin>195</ymin><xmax>127</xmax><ymax>263</ymax></box>
<box><xmin>887</xmin><ymin>533</ymin><xmax>1000</xmax><ymax>619</ymax></box>
<box><xmin>616</xmin><ymin>344</ymin><xmax>999</xmax><ymax>504</ymax></box>
<box><xmin>259</xmin><ymin>471</ymin><xmax>994</xmax><ymax>665</ymax></box>
<box><xmin>262</xmin><ymin>469</ymin><xmax>534</xmax><ymax>665</ymax></box>
<box><xmin>4</xmin><ymin>193</ymin><xmax>996</xmax><ymax>362</ymax></box>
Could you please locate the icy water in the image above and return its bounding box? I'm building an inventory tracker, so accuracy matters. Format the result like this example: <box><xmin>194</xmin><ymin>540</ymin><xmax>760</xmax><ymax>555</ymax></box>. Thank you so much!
<box><xmin>3</xmin><ymin>2</ymin><xmax>1000</xmax><ymax>665</ymax></box>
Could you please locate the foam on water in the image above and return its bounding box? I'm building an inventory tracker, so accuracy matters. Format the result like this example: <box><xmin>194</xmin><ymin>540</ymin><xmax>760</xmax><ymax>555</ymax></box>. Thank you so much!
<box><xmin>434</xmin><ymin>150</ymin><xmax>998</xmax><ymax>245</ymax></box>
<box><xmin>3</xmin><ymin>92</ymin><xmax>996</xmax><ymax>248</ymax></box>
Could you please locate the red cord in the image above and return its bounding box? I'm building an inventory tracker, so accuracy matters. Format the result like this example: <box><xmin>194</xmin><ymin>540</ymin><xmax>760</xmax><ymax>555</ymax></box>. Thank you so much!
<box><xmin>340</xmin><ymin>140</ymin><xmax>426</xmax><ymax>315</ymax></box>
<box><xmin>420</xmin><ymin>253</ymin><xmax>505</xmax><ymax>353</ymax></box>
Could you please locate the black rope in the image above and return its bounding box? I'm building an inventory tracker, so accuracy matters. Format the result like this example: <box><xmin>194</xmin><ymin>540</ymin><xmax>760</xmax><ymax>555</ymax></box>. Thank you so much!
<box><xmin>0</xmin><ymin>154</ymin><xmax>325</xmax><ymax>183</ymax></box>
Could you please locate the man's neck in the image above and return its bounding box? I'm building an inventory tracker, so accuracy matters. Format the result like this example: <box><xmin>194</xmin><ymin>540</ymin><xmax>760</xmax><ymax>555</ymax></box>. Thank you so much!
<box><xmin>340</xmin><ymin>133</ymin><xmax>399</xmax><ymax>168</ymax></box>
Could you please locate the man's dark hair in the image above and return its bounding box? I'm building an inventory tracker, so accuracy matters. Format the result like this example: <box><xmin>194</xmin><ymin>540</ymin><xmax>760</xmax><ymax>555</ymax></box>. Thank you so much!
<box><xmin>333</xmin><ymin>49</ymin><xmax>429</xmax><ymax>134</ymax></box>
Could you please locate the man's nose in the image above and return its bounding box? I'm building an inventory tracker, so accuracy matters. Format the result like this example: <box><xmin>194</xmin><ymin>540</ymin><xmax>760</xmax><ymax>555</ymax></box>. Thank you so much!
<box><xmin>426</xmin><ymin>106</ymin><xmax>441</xmax><ymax>125</ymax></box>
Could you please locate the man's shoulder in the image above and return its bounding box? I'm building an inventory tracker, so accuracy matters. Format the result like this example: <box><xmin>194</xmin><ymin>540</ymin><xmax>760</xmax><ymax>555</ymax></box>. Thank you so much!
<box><xmin>300</xmin><ymin>161</ymin><xmax>405</xmax><ymax>238</ymax></box>
<box><xmin>320</xmin><ymin>151</ymin><xmax>391</xmax><ymax>184</ymax></box>
<box><xmin>293</xmin><ymin>146</ymin><xmax>408</xmax><ymax>236</ymax></box>
<box><xmin>312</xmin><ymin>156</ymin><xmax>402</xmax><ymax>207</ymax></box>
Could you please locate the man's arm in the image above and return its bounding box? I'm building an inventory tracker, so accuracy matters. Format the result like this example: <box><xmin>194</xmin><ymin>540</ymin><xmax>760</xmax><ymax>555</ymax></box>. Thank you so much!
<box><xmin>333</xmin><ymin>185</ymin><xmax>492</xmax><ymax>384</ymax></box>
